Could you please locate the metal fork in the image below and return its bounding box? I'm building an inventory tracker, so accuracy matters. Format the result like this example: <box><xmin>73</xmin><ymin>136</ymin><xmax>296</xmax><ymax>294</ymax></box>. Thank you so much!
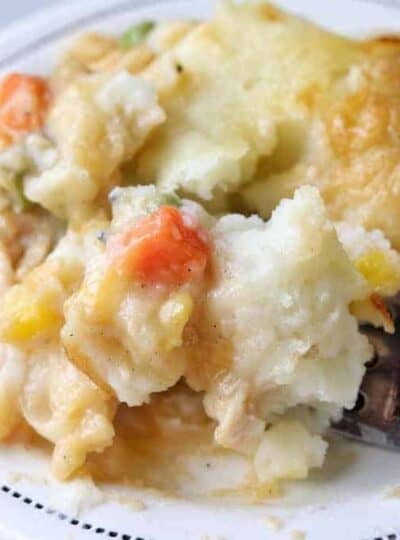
<box><xmin>332</xmin><ymin>324</ymin><xmax>400</xmax><ymax>450</ymax></box>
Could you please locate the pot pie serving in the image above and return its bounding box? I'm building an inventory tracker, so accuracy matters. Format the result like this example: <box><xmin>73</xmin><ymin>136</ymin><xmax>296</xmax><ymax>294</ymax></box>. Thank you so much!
<box><xmin>1</xmin><ymin>1</ymin><xmax>400</xmax><ymax>491</ymax></box>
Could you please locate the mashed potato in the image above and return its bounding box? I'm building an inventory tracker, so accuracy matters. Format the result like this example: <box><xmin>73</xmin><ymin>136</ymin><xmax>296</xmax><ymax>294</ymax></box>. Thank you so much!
<box><xmin>189</xmin><ymin>186</ymin><xmax>372</xmax><ymax>481</ymax></box>
<box><xmin>59</xmin><ymin>185</ymin><xmax>372</xmax><ymax>482</ymax></box>
<box><xmin>24</xmin><ymin>72</ymin><xmax>165</xmax><ymax>221</ymax></box>
<box><xmin>238</xmin><ymin>31</ymin><xmax>400</xmax><ymax>250</ymax></box>
<box><xmin>133</xmin><ymin>2</ymin><xmax>400</xmax><ymax>250</ymax></box>
<box><xmin>136</xmin><ymin>2</ymin><xmax>359</xmax><ymax>203</ymax></box>
<box><xmin>0</xmin><ymin>1</ymin><xmax>399</xmax><ymax>490</ymax></box>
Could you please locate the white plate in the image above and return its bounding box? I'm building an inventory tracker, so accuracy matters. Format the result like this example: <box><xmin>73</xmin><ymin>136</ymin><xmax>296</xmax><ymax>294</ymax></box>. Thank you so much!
<box><xmin>1</xmin><ymin>1</ymin><xmax>400</xmax><ymax>539</ymax></box>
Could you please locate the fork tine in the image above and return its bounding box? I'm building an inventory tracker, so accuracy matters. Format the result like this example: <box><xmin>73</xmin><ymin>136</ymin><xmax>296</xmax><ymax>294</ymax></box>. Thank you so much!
<box><xmin>331</xmin><ymin>325</ymin><xmax>400</xmax><ymax>450</ymax></box>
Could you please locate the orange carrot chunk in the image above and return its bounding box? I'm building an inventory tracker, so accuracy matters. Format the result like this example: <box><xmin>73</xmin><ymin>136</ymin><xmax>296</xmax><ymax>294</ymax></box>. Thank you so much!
<box><xmin>0</xmin><ymin>73</ymin><xmax>50</xmax><ymax>134</ymax></box>
<box><xmin>108</xmin><ymin>206</ymin><xmax>211</xmax><ymax>286</ymax></box>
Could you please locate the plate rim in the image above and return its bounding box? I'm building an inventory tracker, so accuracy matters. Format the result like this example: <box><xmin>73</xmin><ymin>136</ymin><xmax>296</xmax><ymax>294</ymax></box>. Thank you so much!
<box><xmin>0</xmin><ymin>0</ymin><xmax>400</xmax><ymax>70</ymax></box>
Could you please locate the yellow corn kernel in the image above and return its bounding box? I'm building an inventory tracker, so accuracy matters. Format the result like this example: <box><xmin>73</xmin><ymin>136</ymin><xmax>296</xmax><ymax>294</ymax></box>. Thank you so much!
<box><xmin>354</xmin><ymin>249</ymin><xmax>400</xmax><ymax>295</ymax></box>
<box><xmin>159</xmin><ymin>291</ymin><xmax>193</xmax><ymax>352</ymax></box>
<box><xmin>0</xmin><ymin>285</ymin><xmax>61</xmax><ymax>343</ymax></box>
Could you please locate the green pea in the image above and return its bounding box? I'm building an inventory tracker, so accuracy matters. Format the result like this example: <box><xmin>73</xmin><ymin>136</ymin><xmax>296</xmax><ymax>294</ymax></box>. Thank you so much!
<box><xmin>160</xmin><ymin>193</ymin><xmax>182</xmax><ymax>208</ymax></box>
<box><xmin>120</xmin><ymin>21</ymin><xmax>155</xmax><ymax>49</ymax></box>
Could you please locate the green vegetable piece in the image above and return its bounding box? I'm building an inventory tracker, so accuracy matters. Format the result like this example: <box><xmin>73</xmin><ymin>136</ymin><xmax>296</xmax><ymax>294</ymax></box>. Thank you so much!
<box><xmin>14</xmin><ymin>173</ymin><xmax>32</xmax><ymax>212</ymax></box>
<box><xmin>120</xmin><ymin>21</ymin><xmax>155</xmax><ymax>49</ymax></box>
<box><xmin>160</xmin><ymin>193</ymin><xmax>182</xmax><ymax>208</ymax></box>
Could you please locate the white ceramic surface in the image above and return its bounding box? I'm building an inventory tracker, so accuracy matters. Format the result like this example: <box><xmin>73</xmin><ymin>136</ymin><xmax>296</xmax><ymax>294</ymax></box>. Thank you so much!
<box><xmin>1</xmin><ymin>1</ymin><xmax>400</xmax><ymax>539</ymax></box>
<box><xmin>0</xmin><ymin>0</ymin><xmax>54</xmax><ymax>29</ymax></box>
